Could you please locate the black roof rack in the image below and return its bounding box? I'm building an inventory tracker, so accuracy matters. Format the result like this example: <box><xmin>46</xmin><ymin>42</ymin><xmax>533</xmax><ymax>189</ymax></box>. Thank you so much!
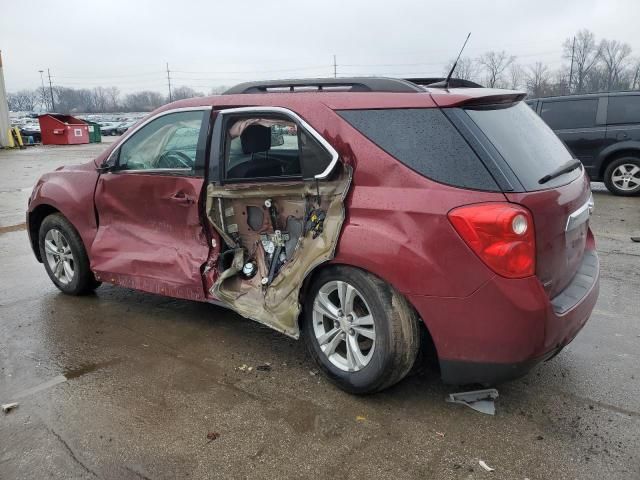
<box><xmin>406</xmin><ymin>77</ymin><xmax>483</xmax><ymax>88</ymax></box>
<box><xmin>222</xmin><ymin>77</ymin><xmax>425</xmax><ymax>95</ymax></box>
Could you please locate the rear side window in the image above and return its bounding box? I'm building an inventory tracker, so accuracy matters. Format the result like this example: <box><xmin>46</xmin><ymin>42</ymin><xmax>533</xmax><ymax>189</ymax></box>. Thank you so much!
<box><xmin>540</xmin><ymin>99</ymin><xmax>598</xmax><ymax>129</ymax></box>
<box><xmin>337</xmin><ymin>108</ymin><xmax>498</xmax><ymax>191</ymax></box>
<box><xmin>466</xmin><ymin>102</ymin><xmax>579</xmax><ymax>191</ymax></box>
<box><xmin>607</xmin><ymin>95</ymin><xmax>640</xmax><ymax>124</ymax></box>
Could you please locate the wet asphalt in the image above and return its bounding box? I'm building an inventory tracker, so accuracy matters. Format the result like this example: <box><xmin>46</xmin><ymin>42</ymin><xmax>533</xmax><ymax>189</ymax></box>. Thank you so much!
<box><xmin>0</xmin><ymin>141</ymin><xmax>639</xmax><ymax>479</ymax></box>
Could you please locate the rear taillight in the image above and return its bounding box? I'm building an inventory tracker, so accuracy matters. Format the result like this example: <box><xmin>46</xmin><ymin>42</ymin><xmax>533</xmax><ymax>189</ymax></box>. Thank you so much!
<box><xmin>448</xmin><ymin>203</ymin><xmax>535</xmax><ymax>278</ymax></box>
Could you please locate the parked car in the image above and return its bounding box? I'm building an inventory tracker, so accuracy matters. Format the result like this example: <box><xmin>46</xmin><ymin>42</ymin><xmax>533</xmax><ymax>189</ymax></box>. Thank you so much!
<box><xmin>26</xmin><ymin>77</ymin><xmax>599</xmax><ymax>394</ymax></box>
<box><xmin>527</xmin><ymin>91</ymin><xmax>640</xmax><ymax>196</ymax></box>
<box><xmin>99</xmin><ymin>122</ymin><xmax>120</xmax><ymax>136</ymax></box>
<box><xmin>115</xmin><ymin>121</ymin><xmax>135</xmax><ymax>135</ymax></box>
<box><xmin>19</xmin><ymin>124</ymin><xmax>41</xmax><ymax>143</ymax></box>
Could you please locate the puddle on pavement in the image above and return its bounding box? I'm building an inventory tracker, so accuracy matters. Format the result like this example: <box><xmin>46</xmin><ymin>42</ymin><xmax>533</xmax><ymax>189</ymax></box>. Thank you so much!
<box><xmin>3</xmin><ymin>358</ymin><xmax>121</xmax><ymax>403</ymax></box>
<box><xmin>0</xmin><ymin>223</ymin><xmax>26</xmax><ymax>235</ymax></box>
<box><xmin>62</xmin><ymin>358</ymin><xmax>120</xmax><ymax>380</ymax></box>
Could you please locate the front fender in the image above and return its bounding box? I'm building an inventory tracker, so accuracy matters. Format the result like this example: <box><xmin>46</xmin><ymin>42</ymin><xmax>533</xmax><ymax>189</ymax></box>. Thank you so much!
<box><xmin>28</xmin><ymin>163</ymin><xmax>99</xmax><ymax>254</ymax></box>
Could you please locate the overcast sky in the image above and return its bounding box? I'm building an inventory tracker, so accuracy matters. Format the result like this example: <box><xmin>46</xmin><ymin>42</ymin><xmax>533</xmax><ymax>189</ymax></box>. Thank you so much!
<box><xmin>1</xmin><ymin>0</ymin><xmax>639</xmax><ymax>94</ymax></box>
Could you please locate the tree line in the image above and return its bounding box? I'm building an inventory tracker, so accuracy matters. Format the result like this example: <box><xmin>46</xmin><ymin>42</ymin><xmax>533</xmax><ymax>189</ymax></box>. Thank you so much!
<box><xmin>7</xmin><ymin>29</ymin><xmax>640</xmax><ymax>113</ymax></box>
<box><xmin>448</xmin><ymin>29</ymin><xmax>639</xmax><ymax>97</ymax></box>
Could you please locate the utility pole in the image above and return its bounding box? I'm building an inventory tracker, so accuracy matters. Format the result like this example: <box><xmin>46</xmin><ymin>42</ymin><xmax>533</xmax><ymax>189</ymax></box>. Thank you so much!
<box><xmin>333</xmin><ymin>55</ymin><xmax>337</xmax><ymax>78</ymax></box>
<box><xmin>0</xmin><ymin>50</ymin><xmax>10</xmax><ymax>147</ymax></box>
<box><xmin>47</xmin><ymin>68</ymin><xmax>55</xmax><ymax>111</ymax></box>
<box><xmin>568</xmin><ymin>36</ymin><xmax>575</xmax><ymax>94</ymax></box>
<box><xmin>166</xmin><ymin>62</ymin><xmax>172</xmax><ymax>102</ymax></box>
<box><xmin>38</xmin><ymin>70</ymin><xmax>47</xmax><ymax>111</ymax></box>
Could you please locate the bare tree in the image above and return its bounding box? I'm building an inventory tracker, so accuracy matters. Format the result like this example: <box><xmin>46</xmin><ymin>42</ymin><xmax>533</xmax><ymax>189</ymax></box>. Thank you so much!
<box><xmin>525</xmin><ymin>62</ymin><xmax>552</xmax><ymax>97</ymax></box>
<box><xmin>7</xmin><ymin>89</ymin><xmax>39</xmax><ymax>111</ymax></box>
<box><xmin>104</xmin><ymin>87</ymin><xmax>121</xmax><ymax>112</ymax></box>
<box><xmin>478</xmin><ymin>51</ymin><xmax>515</xmax><ymax>88</ymax></box>
<box><xmin>631</xmin><ymin>61</ymin><xmax>640</xmax><ymax>90</ymax></box>
<box><xmin>563</xmin><ymin>29</ymin><xmax>601</xmax><ymax>93</ymax></box>
<box><xmin>171</xmin><ymin>86</ymin><xmax>204</xmax><ymax>101</ymax></box>
<box><xmin>122</xmin><ymin>91</ymin><xmax>165</xmax><ymax>111</ymax></box>
<box><xmin>599</xmin><ymin>39</ymin><xmax>632</xmax><ymax>90</ymax></box>
<box><xmin>444</xmin><ymin>57</ymin><xmax>479</xmax><ymax>82</ymax></box>
<box><xmin>508</xmin><ymin>64</ymin><xmax>524</xmax><ymax>90</ymax></box>
<box><xmin>91</xmin><ymin>87</ymin><xmax>109</xmax><ymax>112</ymax></box>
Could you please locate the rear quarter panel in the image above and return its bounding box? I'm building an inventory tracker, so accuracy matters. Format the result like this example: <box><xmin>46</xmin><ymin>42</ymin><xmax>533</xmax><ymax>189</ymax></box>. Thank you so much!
<box><xmin>321</xmin><ymin>112</ymin><xmax>505</xmax><ymax>298</ymax></box>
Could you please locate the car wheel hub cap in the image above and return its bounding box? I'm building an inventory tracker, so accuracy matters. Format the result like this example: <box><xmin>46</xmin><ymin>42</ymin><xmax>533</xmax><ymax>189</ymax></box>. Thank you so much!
<box><xmin>611</xmin><ymin>164</ymin><xmax>640</xmax><ymax>191</ymax></box>
<box><xmin>312</xmin><ymin>280</ymin><xmax>376</xmax><ymax>372</ymax></box>
<box><xmin>44</xmin><ymin>229</ymin><xmax>75</xmax><ymax>285</ymax></box>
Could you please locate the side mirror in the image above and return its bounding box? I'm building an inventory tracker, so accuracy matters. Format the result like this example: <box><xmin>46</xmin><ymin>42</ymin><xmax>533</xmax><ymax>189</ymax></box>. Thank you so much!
<box><xmin>97</xmin><ymin>149</ymin><xmax>119</xmax><ymax>173</ymax></box>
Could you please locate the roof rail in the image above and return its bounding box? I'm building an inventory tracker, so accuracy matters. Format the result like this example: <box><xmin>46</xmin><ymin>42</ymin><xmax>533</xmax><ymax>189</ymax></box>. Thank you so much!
<box><xmin>222</xmin><ymin>77</ymin><xmax>425</xmax><ymax>95</ymax></box>
<box><xmin>406</xmin><ymin>77</ymin><xmax>483</xmax><ymax>88</ymax></box>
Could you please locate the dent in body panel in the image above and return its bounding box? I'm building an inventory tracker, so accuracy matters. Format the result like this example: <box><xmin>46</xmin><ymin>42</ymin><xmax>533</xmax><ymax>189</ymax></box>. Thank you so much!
<box><xmin>205</xmin><ymin>166</ymin><xmax>352</xmax><ymax>338</ymax></box>
<box><xmin>90</xmin><ymin>173</ymin><xmax>210</xmax><ymax>301</ymax></box>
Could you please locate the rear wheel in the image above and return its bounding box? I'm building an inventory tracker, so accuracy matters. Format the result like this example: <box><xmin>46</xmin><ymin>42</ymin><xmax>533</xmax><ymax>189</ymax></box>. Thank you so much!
<box><xmin>39</xmin><ymin>213</ymin><xmax>101</xmax><ymax>295</ymax></box>
<box><xmin>604</xmin><ymin>156</ymin><xmax>640</xmax><ymax>196</ymax></box>
<box><xmin>302</xmin><ymin>266</ymin><xmax>420</xmax><ymax>394</ymax></box>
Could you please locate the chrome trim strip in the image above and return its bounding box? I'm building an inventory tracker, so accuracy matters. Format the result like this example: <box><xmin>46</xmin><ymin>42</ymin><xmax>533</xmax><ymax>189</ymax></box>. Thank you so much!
<box><xmin>566</xmin><ymin>196</ymin><xmax>592</xmax><ymax>232</ymax></box>
<box><xmin>216</xmin><ymin>106</ymin><xmax>339</xmax><ymax>180</ymax></box>
<box><xmin>105</xmin><ymin>105</ymin><xmax>213</xmax><ymax>166</ymax></box>
<box><xmin>114</xmin><ymin>168</ymin><xmax>191</xmax><ymax>174</ymax></box>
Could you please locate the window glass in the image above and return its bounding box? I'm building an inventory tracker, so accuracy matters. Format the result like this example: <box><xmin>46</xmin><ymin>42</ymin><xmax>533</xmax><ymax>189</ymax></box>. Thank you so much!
<box><xmin>338</xmin><ymin>108</ymin><xmax>498</xmax><ymax>190</ymax></box>
<box><xmin>607</xmin><ymin>95</ymin><xmax>640</xmax><ymax>124</ymax></box>
<box><xmin>467</xmin><ymin>102</ymin><xmax>579</xmax><ymax>191</ymax></box>
<box><xmin>119</xmin><ymin>111</ymin><xmax>205</xmax><ymax>171</ymax></box>
<box><xmin>540</xmin><ymin>99</ymin><xmax>598</xmax><ymax>129</ymax></box>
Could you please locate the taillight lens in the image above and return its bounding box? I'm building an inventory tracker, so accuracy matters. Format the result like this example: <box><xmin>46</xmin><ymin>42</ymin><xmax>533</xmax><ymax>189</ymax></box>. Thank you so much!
<box><xmin>448</xmin><ymin>203</ymin><xmax>535</xmax><ymax>278</ymax></box>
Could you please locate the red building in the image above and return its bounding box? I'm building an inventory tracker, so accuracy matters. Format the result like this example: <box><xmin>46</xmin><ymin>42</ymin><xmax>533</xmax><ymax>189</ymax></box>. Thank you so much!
<box><xmin>38</xmin><ymin>114</ymin><xmax>90</xmax><ymax>145</ymax></box>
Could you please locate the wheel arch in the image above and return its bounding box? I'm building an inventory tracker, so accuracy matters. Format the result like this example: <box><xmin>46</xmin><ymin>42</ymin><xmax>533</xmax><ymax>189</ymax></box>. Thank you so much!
<box><xmin>28</xmin><ymin>204</ymin><xmax>61</xmax><ymax>262</ymax></box>
<box><xmin>598</xmin><ymin>145</ymin><xmax>640</xmax><ymax>180</ymax></box>
<box><xmin>299</xmin><ymin>262</ymin><xmax>441</xmax><ymax>371</ymax></box>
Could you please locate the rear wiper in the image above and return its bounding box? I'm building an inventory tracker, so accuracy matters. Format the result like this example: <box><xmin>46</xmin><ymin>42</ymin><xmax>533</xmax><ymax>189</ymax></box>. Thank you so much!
<box><xmin>538</xmin><ymin>159</ymin><xmax>582</xmax><ymax>185</ymax></box>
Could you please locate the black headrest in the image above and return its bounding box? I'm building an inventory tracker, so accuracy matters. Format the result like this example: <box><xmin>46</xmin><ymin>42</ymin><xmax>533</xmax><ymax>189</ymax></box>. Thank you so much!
<box><xmin>241</xmin><ymin>124</ymin><xmax>271</xmax><ymax>154</ymax></box>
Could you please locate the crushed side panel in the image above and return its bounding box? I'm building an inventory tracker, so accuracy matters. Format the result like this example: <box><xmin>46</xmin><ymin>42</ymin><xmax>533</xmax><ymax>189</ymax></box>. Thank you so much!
<box><xmin>205</xmin><ymin>166</ymin><xmax>352</xmax><ymax>337</ymax></box>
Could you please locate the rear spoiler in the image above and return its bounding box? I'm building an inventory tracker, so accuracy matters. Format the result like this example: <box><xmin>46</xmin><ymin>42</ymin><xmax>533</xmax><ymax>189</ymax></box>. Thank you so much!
<box><xmin>458</xmin><ymin>92</ymin><xmax>527</xmax><ymax>108</ymax></box>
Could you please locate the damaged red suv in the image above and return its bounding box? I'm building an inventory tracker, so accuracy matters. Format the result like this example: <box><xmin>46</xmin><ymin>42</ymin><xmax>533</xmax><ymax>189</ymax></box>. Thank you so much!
<box><xmin>27</xmin><ymin>78</ymin><xmax>599</xmax><ymax>393</ymax></box>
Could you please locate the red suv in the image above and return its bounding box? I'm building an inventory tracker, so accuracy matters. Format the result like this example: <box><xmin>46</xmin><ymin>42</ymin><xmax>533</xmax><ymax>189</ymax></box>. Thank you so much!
<box><xmin>27</xmin><ymin>78</ymin><xmax>599</xmax><ymax>394</ymax></box>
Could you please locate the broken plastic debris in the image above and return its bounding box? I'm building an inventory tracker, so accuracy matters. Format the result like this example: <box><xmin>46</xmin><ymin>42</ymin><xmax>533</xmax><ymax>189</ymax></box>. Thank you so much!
<box><xmin>479</xmin><ymin>460</ymin><xmax>495</xmax><ymax>472</ymax></box>
<box><xmin>446</xmin><ymin>388</ymin><xmax>499</xmax><ymax>415</ymax></box>
<box><xmin>206</xmin><ymin>431</ymin><xmax>220</xmax><ymax>443</ymax></box>
<box><xmin>237</xmin><ymin>364</ymin><xmax>253</xmax><ymax>372</ymax></box>
<box><xmin>256</xmin><ymin>363</ymin><xmax>272</xmax><ymax>371</ymax></box>
<box><xmin>2</xmin><ymin>402</ymin><xmax>19</xmax><ymax>413</ymax></box>
<box><xmin>355</xmin><ymin>415</ymin><xmax>366</xmax><ymax>422</ymax></box>
<box><xmin>435</xmin><ymin>431</ymin><xmax>445</xmax><ymax>437</ymax></box>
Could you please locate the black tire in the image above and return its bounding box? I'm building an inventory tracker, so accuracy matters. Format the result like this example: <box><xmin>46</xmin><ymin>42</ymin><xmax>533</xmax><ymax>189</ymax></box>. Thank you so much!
<box><xmin>302</xmin><ymin>266</ymin><xmax>420</xmax><ymax>394</ymax></box>
<box><xmin>38</xmin><ymin>213</ymin><xmax>101</xmax><ymax>295</ymax></box>
<box><xmin>603</xmin><ymin>156</ymin><xmax>640</xmax><ymax>196</ymax></box>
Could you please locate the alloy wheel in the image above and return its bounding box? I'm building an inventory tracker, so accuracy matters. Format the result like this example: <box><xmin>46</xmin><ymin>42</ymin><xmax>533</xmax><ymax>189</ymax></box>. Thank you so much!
<box><xmin>312</xmin><ymin>280</ymin><xmax>376</xmax><ymax>372</ymax></box>
<box><xmin>611</xmin><ymin>163</ymin><xmax>640</xmax><ymax>192</ymax></box>
<box><xmin>44</xmin><ymin>229</ymin><xmax>75</xmax><ymax>285</ymax></box>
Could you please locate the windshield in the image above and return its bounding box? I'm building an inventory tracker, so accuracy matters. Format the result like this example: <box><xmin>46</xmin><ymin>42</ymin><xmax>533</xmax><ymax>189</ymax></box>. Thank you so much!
<box><xmin>466</xmin><ymin>102</ymin><xmax>581</xmax><ymax>191</ymax></box>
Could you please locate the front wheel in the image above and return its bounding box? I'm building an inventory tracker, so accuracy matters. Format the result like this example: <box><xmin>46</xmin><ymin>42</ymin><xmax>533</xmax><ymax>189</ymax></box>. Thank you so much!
<box><xmin>604</xmin><ymin>157</ymin><xmax>640</xmax><ymax>196</ymax></box>
<box><xmin>38</xmin><ymin>213</ymin><xmax>101</xmax><ymax>295</ymax></box>
<box><xmin>302</xmin><ymin>266</ymin><xmax>420</xmax><ymax>394</ymax></box>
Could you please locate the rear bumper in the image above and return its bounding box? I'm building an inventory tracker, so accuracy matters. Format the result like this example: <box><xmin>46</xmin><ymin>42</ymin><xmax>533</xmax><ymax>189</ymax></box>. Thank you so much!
<box><xmin>408</xmin><ymin>249</ymin><xmax>599</xmax><ymax>386</ymax></box>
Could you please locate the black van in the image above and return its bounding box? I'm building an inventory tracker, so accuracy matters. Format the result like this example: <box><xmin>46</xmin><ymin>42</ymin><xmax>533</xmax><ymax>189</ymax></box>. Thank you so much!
<box><xmin>527</xmin><ymin>91</ymin><xmax>640</xmax><ymax>196</ymax></box>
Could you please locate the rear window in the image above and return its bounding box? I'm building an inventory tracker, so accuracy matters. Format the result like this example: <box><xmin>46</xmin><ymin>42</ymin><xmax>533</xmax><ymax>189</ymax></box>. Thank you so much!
<box><xmin>540</xmin><ymin>99</ymin><xmax>598</xmax><ymax>129</ymax></box>
<box><xmin>607</xmin><ymin>95</ymin><xmax>640</xmax><ymax>124</ymax></box>
<box><xmin>337</xmin><ymin>108</ymin><xmax>498</xmax><ymax>191</ymax></box>
<box><xmin>466</xmin><ymin>102</ymin><xmax>580</xmax><ymax>191</ymax></box>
